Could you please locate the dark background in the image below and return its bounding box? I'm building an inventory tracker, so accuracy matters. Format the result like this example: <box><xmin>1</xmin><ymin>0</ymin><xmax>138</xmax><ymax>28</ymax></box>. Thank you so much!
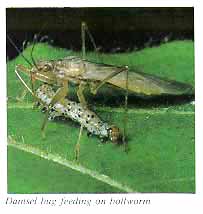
<box><xmin>6</xmin><ymin>7</ymin><xmax>194</xmax><ymax>60</ymax></box>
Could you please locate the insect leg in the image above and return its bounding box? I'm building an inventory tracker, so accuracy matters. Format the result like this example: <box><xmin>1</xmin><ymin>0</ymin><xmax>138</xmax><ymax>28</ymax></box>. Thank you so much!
<box><xmin>16</xmin><ymin>88</ymin><xmax>28</xmax><ymax>102</ymax></box>
<box><xmin>15</xmin><ymin>68</ymin><xmax>47</xmax><ymax>108</ymax></box>
<box><xmin>89</xmin><ymin>66</ymin><xmax>129</xmax><ymax>145</ymax></box>
<box><xmin>75</xmin><ymin>125</ymin><xmax>84</xmax><ymax>161</ymax></box>
<box><xmin>123</xmin><ymin>68</ymin><xmax>129</xmax><ymax>151</ymax></box>
<box><xmin>81</xmin><ymin>22</ymin><xmax>98</xmax><ymax>59</ymax></box>
<box><xmin>15</xmin><ymin>64</ymin><xmax>37</xmax><ymax>103</ymax></box>
<box><xmin>77</xmin><ymin>81</ymin><xmax>88</xmax><ymax>107</ymax></box>
<box><xmin>41</xmin><ymin>81</ymin><xmax>68</xmax><ymax>138</ymax></box>
<box><xmin>81</xmin><ymin>22</ymin><xmax>86</xmax><ymax>60</ymax></box>
<box><xmin>90</xmin><ymin>66</ymin><xmax>129</xmax><ymax>95</ymax></box>
<box><xmin>16</xmin><ymin>76</ymin><xmax>36</xmax><ymax>102</ymax></box>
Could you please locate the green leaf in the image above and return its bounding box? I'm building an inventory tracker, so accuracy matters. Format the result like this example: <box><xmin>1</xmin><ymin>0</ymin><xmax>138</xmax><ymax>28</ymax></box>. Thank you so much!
<box><xmin>7</xmin><ymin>41</ymin><xmax>195</xmax><ymax>193</ymax></box>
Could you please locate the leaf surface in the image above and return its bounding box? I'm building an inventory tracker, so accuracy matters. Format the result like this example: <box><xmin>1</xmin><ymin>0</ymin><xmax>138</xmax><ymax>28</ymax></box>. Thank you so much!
<box><xmin>7</xmin><ymin>41</ymin><xmax>195</xmax><ymax>193</ymax></box>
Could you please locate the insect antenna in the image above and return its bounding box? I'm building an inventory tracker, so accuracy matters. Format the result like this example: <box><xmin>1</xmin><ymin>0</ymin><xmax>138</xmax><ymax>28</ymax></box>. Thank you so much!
<box><xmin>30</xmin><ymin>22</ymin><xmax>47</xmax><ymax>70</ymax></box>
<box><xmin>7</xmin><ymin>35</ymin><xmax>35</xmax><ymax>93</ymax></box>
<box><xmin>30</xmin><ymin>34</ymin><xmax>39</xmax><ymax>70</ymax></box>
<box><xmin>29</xmin><ymin>22</ymin><xmax>48</xmax><ymax>92</ymax></box>
<box><xmin>7</xmin><ymin>35</ymin><xmax>33</xmax><ymax>67</ymax></box>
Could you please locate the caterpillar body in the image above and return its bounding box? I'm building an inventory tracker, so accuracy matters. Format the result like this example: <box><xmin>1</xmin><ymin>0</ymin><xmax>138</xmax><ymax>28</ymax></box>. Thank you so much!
<box><xmin>36</xmin><ymin>84</ymin><xmax>122</xmax><ymax>144</ymax></box>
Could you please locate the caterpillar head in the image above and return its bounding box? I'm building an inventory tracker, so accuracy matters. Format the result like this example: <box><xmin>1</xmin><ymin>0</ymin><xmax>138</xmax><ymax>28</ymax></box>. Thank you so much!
<box><xmin>108</xmin><ymin>126</ymin><xmax>123</xmax><ymax>144</ymax></box>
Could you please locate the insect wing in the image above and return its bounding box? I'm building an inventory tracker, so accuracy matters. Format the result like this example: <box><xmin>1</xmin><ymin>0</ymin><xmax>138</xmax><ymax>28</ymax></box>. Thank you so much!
<box><xmin>81</xmin><ymin>61</ymin><xmax>194</xmax><ymax>96</ymax></box>
<box><xmin>109</xmin><ymin>70</ymin><xmax>194</xmax><ymax>96</ymax></box>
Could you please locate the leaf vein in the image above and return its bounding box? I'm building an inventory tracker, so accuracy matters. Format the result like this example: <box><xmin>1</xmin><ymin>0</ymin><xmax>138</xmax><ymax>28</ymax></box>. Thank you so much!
<box><xmin>8</xmin><ymin>136</ymin><xmax>137</xmax><ymax>193</ymax></box>
<box><xmin>7</xmin><ymin>103</ymin><xmax>194</xmax><ymax>115</ymax></box>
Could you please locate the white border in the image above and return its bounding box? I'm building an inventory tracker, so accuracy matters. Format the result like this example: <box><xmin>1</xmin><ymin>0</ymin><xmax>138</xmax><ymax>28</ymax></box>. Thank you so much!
<box><xmin>4</xmin><ymin>0</ymin><xmax>195</xmax><ymax>8</ymax></box>
<box><xmin>1</xmin><ymin>0</ymin><xmax>203</xmax><ymax>213</ymax></box>
<box><xmin>0</xmin><ymin>2</ymin><xmax>7</xmax><ymax>196</ymax></box>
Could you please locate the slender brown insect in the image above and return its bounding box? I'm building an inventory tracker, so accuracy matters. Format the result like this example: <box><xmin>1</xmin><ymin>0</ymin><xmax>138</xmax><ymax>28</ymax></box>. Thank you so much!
<box><xmin>8</xmin><ymin>22</ymin><xmax>194</xmax><ymax>142</ymax></box>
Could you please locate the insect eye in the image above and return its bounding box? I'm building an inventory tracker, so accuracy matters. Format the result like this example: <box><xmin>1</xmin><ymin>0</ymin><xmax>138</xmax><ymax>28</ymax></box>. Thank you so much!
<box><xmin>44</xmin><ymin>64</ymin><xmax>52</xmax><ymax>71</ymax></box>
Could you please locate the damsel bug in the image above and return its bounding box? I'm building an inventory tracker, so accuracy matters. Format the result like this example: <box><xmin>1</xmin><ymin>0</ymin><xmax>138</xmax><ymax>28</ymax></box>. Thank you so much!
<box><xmin>7</xmin><ymin>22</ymin><xmax>194</xmax><ymax>144</ymax></box>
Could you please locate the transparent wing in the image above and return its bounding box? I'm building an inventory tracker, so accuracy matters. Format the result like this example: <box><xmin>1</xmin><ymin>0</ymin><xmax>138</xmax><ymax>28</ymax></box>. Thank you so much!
<box><xmin>81</xmin><ymin>61</ymin><xmax>194</xmax><ymax>96</ymax></box>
